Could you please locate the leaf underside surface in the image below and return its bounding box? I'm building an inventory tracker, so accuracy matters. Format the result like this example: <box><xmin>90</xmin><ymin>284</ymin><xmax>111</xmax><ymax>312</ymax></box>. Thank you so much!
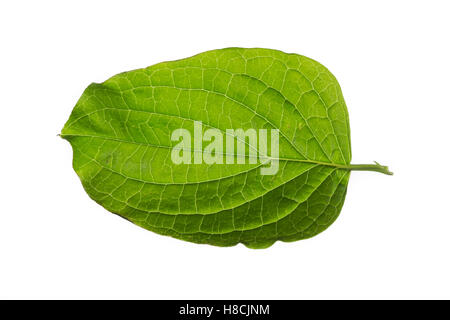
<box><xmin>61</xmin><ymin>47</ymin><xmax>355</xmax><ymax>249</ymax></box>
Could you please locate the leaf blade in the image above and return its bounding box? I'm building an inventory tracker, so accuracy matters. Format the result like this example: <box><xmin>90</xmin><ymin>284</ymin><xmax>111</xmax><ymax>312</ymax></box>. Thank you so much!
<box><xmin>62</xmin><ymin>47</ymin><xmax>354</xmax><ymax>248</ymax></box>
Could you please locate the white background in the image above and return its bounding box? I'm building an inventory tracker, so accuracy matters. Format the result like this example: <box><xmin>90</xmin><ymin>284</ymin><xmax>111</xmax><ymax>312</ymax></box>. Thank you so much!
<box><xmin>1</xmin><ymin>0</ymin><xmax>449</xmax><ymax>299</ymax></box>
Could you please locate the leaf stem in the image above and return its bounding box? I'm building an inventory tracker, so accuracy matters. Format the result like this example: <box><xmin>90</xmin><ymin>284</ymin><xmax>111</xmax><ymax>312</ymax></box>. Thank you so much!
<box><xmin>334</xmin><ymin>161</ymin><xmax>393</xmax><ymax>175</ymax></box>
<box><xmin>273</xmin><ymin>157</ymin><xmax>393</xmax><ymax>175</ymax></box>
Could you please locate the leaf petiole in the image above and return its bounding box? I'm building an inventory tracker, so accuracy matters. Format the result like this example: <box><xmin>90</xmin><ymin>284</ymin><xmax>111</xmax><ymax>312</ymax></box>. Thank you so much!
<box><xmin>317</xmin><ymin>161</ymin><xmax>393</xmax><ymax>175</ymax></box>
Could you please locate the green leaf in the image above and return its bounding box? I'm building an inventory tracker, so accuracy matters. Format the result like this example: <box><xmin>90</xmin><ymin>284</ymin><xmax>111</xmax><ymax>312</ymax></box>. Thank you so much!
<box><xmin>61</xmin><ymin>47</ymin><xmax>391</xmax><ymax>249</ymax></box>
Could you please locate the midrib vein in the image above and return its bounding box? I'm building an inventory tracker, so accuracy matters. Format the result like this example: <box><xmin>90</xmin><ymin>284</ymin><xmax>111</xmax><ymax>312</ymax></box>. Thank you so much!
<box><xmin>60</xmin><ymin>133</ymin><xmax>349</xmax><ymax>170</ymax></box>
<box><xmin>62</xmin><ymin>132</ymin><xmax>390</xmax><ymax>175</ymax></box>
